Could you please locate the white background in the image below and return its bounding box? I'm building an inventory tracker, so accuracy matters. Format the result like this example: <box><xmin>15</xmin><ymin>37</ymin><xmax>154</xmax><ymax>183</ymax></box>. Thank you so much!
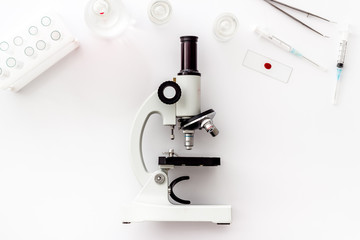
<box><xmin>1</xmin><ymin>0</ymin><xmax>360</xmax><ymax>239</ymax></box>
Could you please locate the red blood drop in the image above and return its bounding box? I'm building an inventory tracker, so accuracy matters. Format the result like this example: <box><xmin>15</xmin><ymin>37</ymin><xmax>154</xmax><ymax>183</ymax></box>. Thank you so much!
<box><xmin>264</xmin><ymin>63</ymin><xmax>272</xmax><ymax>69</ymax></box>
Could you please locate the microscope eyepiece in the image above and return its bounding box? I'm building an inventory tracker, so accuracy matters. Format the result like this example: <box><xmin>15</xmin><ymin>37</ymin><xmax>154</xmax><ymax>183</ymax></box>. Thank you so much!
<box><xmin>178</xmin><ymin>36</ymin><xmax>201</xmax><ymax>76</ymax></box>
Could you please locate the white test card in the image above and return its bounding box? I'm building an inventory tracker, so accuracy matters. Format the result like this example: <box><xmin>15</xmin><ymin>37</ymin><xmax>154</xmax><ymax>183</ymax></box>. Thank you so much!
<box><xmin>242</xmin><ymin>50</ymin><xmax>293</xmax><ymax>83</ymax></box>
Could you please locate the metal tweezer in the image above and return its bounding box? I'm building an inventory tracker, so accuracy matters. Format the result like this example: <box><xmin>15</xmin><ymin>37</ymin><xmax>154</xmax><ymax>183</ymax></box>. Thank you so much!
<box><xmin>264</xmin><ymin>0</ymin><xmax>332</xmax><ymax>38</ymax></box>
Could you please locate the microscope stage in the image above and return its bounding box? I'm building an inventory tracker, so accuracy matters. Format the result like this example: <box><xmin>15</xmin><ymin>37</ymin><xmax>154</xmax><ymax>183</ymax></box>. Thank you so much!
<box><xmin>158</xmin><ymin>156</ymin><xmax>220</xmax><ymax>166</ymax></box>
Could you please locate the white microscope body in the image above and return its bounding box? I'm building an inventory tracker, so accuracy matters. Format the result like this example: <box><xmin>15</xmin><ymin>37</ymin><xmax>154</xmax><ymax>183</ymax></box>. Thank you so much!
<box><xmin>121</xmin><ymin>36</ymin><xmax>231</xmax><ymax>224</ymax></box>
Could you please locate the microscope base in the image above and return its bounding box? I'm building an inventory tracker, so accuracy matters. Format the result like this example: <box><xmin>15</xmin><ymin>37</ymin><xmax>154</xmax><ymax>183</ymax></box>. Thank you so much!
<box><xmin>121</xmin><ymin>170</ymin><xmax>231</xmax><ymax>224</ymax></box>
<box><xmin>121</xmin><ymin>202</ymin><xmax>231</xmax><ymax>224</ymax></box>
<box><xmin>122</xmin><ymin>169</ymin><xmax>231</xmax><ymax>224</ymax></box>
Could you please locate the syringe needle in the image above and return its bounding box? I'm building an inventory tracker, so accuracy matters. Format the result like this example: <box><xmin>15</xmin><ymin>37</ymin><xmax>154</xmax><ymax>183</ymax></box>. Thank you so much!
<box><xmin>333</xmin><ymin>80</ymin><xmax>340</xmax><ymax>105</ymax></box>
<box><xmin>302</xmin><ymin>55</ymin><xmax>327</xmax><ymax>71</ymax></box>
<box><xmin>333</xmin><ymin>69</ymin><xmax>342</xmax><ymax>105</ymax></box>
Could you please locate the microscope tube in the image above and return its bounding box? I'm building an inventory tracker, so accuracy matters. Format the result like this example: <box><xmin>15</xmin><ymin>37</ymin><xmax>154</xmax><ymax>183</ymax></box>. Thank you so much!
<box><xmin>176</xmin><ymin>36</ymin><xmax>201</xmax><ymax>117</ymax></box>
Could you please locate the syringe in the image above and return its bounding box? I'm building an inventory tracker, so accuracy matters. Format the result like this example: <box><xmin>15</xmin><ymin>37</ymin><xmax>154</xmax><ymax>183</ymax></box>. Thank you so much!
<box><xmin>334</xmin><ymin>26</ymin><xmax>349</xmax><ymax>105</ymax></box>
<box><xmin>254</xmin><ymin>26</ymin><xmax>327</xmax><ymax>71</ymax></box>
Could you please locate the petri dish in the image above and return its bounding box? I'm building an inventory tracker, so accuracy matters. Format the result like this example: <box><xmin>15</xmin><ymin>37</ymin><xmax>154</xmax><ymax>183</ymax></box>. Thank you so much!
<box><xmin>41</xmin><ymin>16</ymin><xmax>52</xmax><ymax>26</ymax></box>
<box><xmin>50</xmin><ymin>30</ymin><xmax>61</xmax><ymax>41</ymax></box>
<box><xmin>0</xmin><ymin>41</ymin><xmax>9</xmax><ymax>51</ymax></box>
<box><xmin>148</xmin><ymin>0</ymin><xmax>172</xmax><ymax>24</ymax></box>
<box><xmin>36</xmin><ymin>40</ymin><xmax>46</xmax><ymax>50</ymax></box>
<box><xmin>24</xmin><ymin>46</ymin><xmax>35</xmax><ymax>56</ymax></box>
<box><xmin>13</xmin><ymin>36</ymin><xmax>24</xmax><ymax>46</ymax></box>
<box><xmin>213</xmin><ymin>13</ymin><xmax>238</xmax><ymax>42</ymax></box>
<box><xmin>28</xmin><ymin>26</ymin><xmax>39</xmax><ymax>35</ymax></box>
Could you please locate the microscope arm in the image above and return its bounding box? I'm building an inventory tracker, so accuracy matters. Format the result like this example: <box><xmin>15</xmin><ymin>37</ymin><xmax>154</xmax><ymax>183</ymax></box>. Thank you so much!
<box><xmin>130</xmin><ymin>91</ymin><xmax>176</xmax><ymax>186</ymax></box>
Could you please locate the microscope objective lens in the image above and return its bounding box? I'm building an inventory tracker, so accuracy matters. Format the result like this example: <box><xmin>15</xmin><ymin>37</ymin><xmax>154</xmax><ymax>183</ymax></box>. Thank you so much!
<box><xmin>184</xmin><ymin>131</ymin><xmax>194</xmax><ymax>150</ymax></box>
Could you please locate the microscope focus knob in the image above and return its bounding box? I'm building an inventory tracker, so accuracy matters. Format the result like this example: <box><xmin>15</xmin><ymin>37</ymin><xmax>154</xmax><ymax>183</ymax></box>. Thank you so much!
<box><xmin>158</xmin><ymin>81</ymin><xmax>182</xmax><ymax>104</ymax></box>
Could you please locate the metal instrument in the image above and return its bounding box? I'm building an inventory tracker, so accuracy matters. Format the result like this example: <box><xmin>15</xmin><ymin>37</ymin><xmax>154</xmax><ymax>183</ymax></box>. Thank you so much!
<box><xmin>264</xmin><ymin>0</ymin><xmax>333</xmax><ymax>38</ymax></box>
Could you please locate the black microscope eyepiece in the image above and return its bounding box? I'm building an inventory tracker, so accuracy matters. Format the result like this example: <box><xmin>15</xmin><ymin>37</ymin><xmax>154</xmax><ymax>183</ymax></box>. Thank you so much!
<box><xmin>178</xmin><ymin>36</ymin><xmax>201</xmax><ymax>76</ymax></box>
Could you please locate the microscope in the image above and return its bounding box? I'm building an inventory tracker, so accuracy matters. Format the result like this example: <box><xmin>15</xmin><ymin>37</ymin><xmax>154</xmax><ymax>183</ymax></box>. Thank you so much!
<box><xmin>121</xmin><ymin>36</ymin><xmax>231</xmax><ymax>224</ymax></box>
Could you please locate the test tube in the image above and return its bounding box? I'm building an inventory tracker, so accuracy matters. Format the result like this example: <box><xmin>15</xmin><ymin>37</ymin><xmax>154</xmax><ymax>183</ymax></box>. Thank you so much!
<box><xmin>36</xmin><ymin>40</ymin><xmax>47</xmax><ymax>51</ymax></box>
<box><xmin>13</xmin><ymin>36</ymin><xmax>24</xmax><ymax>46</ymax></box>
<box><xmin>50</xmin><ymin>30</ymin><xmax>62</xmax><ymax>41</ymax></box>
<box><xmin>41</xmin><ymin>16</ymin><xmax>52</xmax><ymax>26</ymax></box>
<box><xmin>24</xmin><ymin>46</ymin><xmax>35</xmax><ymax>57</ymax></box>
<box><xmin>0</xmin><ymin>41</ymin><xmax>10</xmax><ymax>52</ymax></box>
<box><xmin>0</xmin><ymin>67</ymin><xmax>9</xmax><ymax>78</ymax></box>
<box><xmin>6</xmin><ymin>57</ymin><xmax>23</xmax><ymax>69</ymax></box>
<box><xmin>28</xmin><ymin>26</ymin><xmax>39</xmax><ymax>35</ymax></box>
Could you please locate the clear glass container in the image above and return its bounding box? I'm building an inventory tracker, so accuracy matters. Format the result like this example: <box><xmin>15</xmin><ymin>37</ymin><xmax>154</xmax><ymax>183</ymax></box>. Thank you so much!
<box><xmin>213</xmin><ymin>13</ymin><xmax>238</xmax><ymax>42</ymax></box>
<box><xmin>148</xmin><ymin>0</ymin><xmax>172</xmax><ymax>25</ymax></box>
<box><xmin>84</xmin><ymin>0</ymin><xmax>130</xmax><ymax>38</ymax></box>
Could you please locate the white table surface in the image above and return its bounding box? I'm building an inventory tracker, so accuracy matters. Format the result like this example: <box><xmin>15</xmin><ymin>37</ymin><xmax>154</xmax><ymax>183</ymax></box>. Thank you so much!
<box><xmin>1</xmin><ymin>0</ymin><xmax>360</xmax><ymax>239</ymax></box>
